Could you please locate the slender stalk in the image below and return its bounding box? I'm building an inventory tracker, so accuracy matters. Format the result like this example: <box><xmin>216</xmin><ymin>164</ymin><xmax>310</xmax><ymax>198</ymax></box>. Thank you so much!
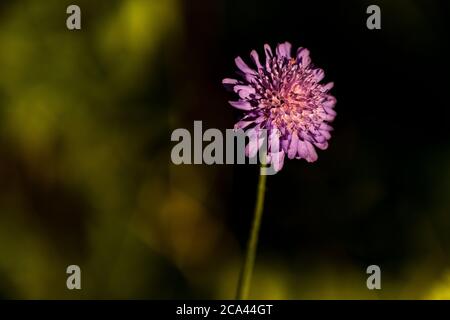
<box><xmin>236</xmin><ymin>168</ymin><xmax>267</xmax><ymax>300</ymax></box>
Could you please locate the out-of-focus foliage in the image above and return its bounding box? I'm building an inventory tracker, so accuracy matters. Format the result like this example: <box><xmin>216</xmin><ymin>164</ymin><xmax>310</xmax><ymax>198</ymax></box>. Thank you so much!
<box><xmin>0</xmin><ymin>0</ymin><xmax>198</xmax><ymax>299</ymax></box>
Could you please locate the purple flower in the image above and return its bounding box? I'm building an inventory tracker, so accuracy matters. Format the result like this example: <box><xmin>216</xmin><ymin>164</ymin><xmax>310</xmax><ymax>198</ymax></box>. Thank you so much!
<box><xmin>223</xmin><ymin>41</ymin><xmax>336</xmax><ymax>171</ymax></box>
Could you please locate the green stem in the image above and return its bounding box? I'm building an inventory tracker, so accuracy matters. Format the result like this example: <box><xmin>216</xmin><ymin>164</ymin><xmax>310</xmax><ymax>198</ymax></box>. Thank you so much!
<box><xmin>236</xmin><ymin>168</ymin><xmax>267</xmax><ymax>300</ymax></box>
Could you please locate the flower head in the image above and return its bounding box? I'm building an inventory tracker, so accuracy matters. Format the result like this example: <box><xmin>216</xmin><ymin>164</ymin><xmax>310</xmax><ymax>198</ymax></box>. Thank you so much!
<box><xmin>223</xmin><ymin>41</ymin><xmax>336</xmax><ymax>171</ymax></box>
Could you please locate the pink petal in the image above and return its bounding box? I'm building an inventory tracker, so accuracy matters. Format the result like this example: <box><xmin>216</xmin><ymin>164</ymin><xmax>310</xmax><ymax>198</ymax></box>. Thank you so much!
<box><xmin>245</xmin><ymin>131</ymin><xmax>263</xmax><ymax>158</ymax></box>
<box><xmin>264</xmin><ymin>44</ymin><xmax>273</xmax><ymax>70</ymax></box>
<box><xmin>320</xmin><ymin>130</ymin><xmax>331</xmax><ymax>140</ymax></box>
<box><xmin>235</xmin><ymin>56</ymin><xmax>257</xmax><ymax>75</ymax></box>
<box><xmin>323</xmin><ymin>97</ymin><xmax>337</xmax><ymax>109</ymax></box>
<box><xmin>296</xmin><ymin>48</ymin><xmax>311</xmax><ymax>67</ymax></box>
<box><xmin>305</xmin><ymin>141</ymin><xmax>318</xmax><ymax>162</ymax></box>
<box><xmin>276</xmin><ymin>42</ymin><xmax>292</xmax><ymax>59</ymax></box>
<box><xmin>298</xmin><ymin>140</ymin><xmax>309</xmax><ymax>159</ymax></box>
<box><xmin>287</xmin><ymin>133</ymin><xmax>299</xmax><ymax>159</ymax></box>
<box><xmin>314</xmin><ymin>141</ymin><xmax>328</xmax><ymax>150</ymax></box>
<box><xmin>319</xmin><ymin>123</ymin><xmax>333</xmax><ymax>131</ymax></box>
<box><xmin>234</xmin><ymin>120</ymin><xmax>254</xmax><ymax>130</ymax></box>
<box><xmin>250</xmin><ymin>50</ymin><xmax>263</xmax><ymax>70</ymax></box>
<box><xmin>268</xmin><ymin>130</ymin><xmax>281</xmax><ymax>152</ymax></box>
<box><xmin>313</xmin><ymin>68</ymin><xmax>325</xmax><ymax>82</ymax></box>
<box><xmin>228</xmin><ymin>100</ymin><xmax>253</xmax><ymax>110</ymax></box>
<box><xmin>271</xmin><ymin>151</ymin><xmax>285</xmax><ymax>172</ymax></box>
<box><xmin>321</xmin><ymin>82</ymin><xmax>334</xmax><ymax>92</ymax></box>
<box><xmin>234</xmin><ymin>85</ymin><xmax>256</xmax><ymax>99</ymax></box>
<box><xmin>222</xmin><ymin>78</ymin><xmax>238</xmax><ymax>85</ymax></box>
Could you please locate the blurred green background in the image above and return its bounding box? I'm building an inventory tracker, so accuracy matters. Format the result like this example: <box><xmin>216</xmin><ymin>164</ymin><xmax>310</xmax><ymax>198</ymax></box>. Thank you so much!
<box><xmin>0</xmin><ymin>0</ymin><xmax>449</xmax><ymax>299</ymax></box>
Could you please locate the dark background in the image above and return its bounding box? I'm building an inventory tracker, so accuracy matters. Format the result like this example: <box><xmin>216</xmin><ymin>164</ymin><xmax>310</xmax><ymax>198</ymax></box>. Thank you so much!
<box><xmin>0</xmin><ymin>0</ymin><xmax>449</xmax><ymax>299</ymax></box>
